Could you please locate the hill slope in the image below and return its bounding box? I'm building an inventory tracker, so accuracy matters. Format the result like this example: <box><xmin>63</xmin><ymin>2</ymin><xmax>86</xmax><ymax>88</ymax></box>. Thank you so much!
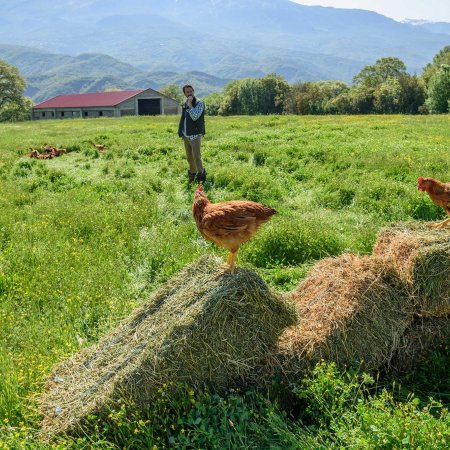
<box><xmin>1</xmin><ymin>0</ymin><xmax>449</xmax><ymax>101</ymax></box>
<box><xmin>1</xmin><ymin>0</ymin><xmax>449</xmax><ymax>75</ymax></box>
<box><xmin>0</xmin><ymin>45</ymin><xmax>231</xmax><ymax>101</ymax></box>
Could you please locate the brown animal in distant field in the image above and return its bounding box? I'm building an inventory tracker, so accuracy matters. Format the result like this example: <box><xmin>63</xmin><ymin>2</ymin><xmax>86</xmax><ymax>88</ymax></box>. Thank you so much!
<box><xmin>192</xmin><ymin>185</ymin><xmax>277</xmax><ymax>272</ymax></box>
<box><xmin>28</xmin><ymin>145</ymin><xmax>66</xmax><ymax>159</ymax></box>
<box><xmin>51</xmin><ymin>148</ymin><xmax>66</xmax><ymax>157</ymax></box>
<box><xmin>92</xmin><ymin>143</ymin><xmax>106</xmax><ymax>151</ymax></box>
<box><xmin>38</xmin><ymin>152</ymin><xmax>53</xmax><ymax>159</ymax></box>
<box><xmin>28</xmin><ymin>148</ymin><xmax>40</xmax><ymax>158</ymax></box>
<box><xmin>417</xmin><ymin>176</ymin><xmax>450</xmax><ymax>228</ymax></box>
<box><xmin>41</xmin><ymin>143</ymin><xmax>53</xmax><ymax>152</ymax></box>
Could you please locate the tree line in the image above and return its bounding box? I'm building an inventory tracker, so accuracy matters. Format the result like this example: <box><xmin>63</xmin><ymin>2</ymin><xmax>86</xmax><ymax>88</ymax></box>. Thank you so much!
<box><xmin>1</xmin><ymin>46</ymin><xmax>449</xmax><ymax>122</ymax></box>
<box><xmin>200</xmin><ymin>46</ymin><xmax>450</xmax><ymax>116</ymax></box>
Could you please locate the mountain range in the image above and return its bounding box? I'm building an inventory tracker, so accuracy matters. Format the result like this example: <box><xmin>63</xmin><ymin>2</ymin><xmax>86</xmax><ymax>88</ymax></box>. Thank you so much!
<box><xmin>1</xmin><ymin>0</ymin><xmax>449</xmax><ymax>102</ymax></box>
<box><xmin>0</xmin><ymin>44</ymin><xmax>231</xmax><ymax>102</ymax></box>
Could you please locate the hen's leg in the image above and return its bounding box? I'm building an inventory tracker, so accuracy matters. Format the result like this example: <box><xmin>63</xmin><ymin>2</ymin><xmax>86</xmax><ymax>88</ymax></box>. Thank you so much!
<box><xmin>222</xmin><ymin>251</ymin><xmax>237</xmax><ymax>273</ymax></box>
<box><xmin>428</xmin><ymin>217</ymin><xmax>450</xmax><ymax>228</ymax></box>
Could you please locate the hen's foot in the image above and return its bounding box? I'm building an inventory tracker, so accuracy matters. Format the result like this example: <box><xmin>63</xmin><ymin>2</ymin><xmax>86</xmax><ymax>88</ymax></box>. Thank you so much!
<box><xmin>427</xmin><ymin>218</ymin><xmax>450</xmax><ymax>229</ymax></box>
<box><xmin>220</xmin><ymin>263</ymin><xmax>235</xmax><ymax>273</ymax></box>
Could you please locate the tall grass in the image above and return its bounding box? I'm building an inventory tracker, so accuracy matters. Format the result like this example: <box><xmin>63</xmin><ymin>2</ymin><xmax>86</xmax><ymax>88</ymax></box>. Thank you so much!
<box><xmin>0</xmin><ymin>115</ymin><xmax>449</xmax><ymax>447</ymax></box>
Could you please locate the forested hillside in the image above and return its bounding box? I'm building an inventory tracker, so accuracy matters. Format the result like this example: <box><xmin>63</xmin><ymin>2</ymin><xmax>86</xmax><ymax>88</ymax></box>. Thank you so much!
<box><xmin>0</xmin><ymin>45</ymin><xmax>231</xmax><ymax>101</ymax></box>
<box><xmin>1</xmin><ymin>0</ymin><xmax>448</xmax><ymax>85</ymax></box>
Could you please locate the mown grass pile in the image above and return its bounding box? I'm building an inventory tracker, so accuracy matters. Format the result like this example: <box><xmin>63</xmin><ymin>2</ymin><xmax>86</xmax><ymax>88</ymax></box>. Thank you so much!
<box><xmin>273</xmin><ymin>221</ymin><xmax>449</xmax><ymax>380</ymax></box>
<box><xmin>0</xmin><ymin>115</ymin><xmax>449</xmax><ymax>448</ymax></box>
<box><xmin>40</xmin><ymin>256</ymin><xmax>295</xmax><ymax>437</ymax></box>
<box><xmin>389</xmin><ymin>316</ymin><xmax>450</xmax><ymax>375</ymax></box>
<box><xmin>38</xmin><ymin>221</ymin><xmax>449</xmax><ymax>441</ymax></box>
<box><xmin>373</xmin><ymin>222</ymin><xmax>450</xmax><ymax>316</ymax></box>
<box><xmin>276</xmin><ymin>254</ymin><xmax>411</xmax><ymax>374</ymax></box>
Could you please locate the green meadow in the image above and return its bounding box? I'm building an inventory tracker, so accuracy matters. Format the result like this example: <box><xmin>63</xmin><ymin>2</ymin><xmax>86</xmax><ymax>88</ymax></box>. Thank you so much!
<box><xmin>0</xmin><ymin>115</ymin><xmax>449</xmax><ymax>448</ymax></box>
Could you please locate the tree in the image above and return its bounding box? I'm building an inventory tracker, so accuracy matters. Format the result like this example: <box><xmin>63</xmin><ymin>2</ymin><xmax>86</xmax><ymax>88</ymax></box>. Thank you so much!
<box><xmin>326</xmin><ymin>91</ymin><xmax>355</xmax><ymax>114</ymax></box>
<box><xmin>327</xmin><ymin>85</ymin><xmax>374</xmax><ymax>114</ymax></box>
<box><xmin>397</xmin><ymin>75</ymin><xmax>426</xmax><ymax>114</ymax></box>
<box><xmin>426</xmin><ymin>64</ymin><xmax>450</xmax><ymax>113</ymax></box>
<box><xmin>284</xmin><ymin>81</ymin><xmax>319</xmax><ymax>115</ymax></box>
<box><xmin>159</xmin><ymin>84</ymin><xmax>184</xmax><ymax>105</ymax></box>
<box><xmin>285</xmin><ymin>80</ymin><xmax>349</xmax><ymax>115</ymax></box>
<box><xmin>351</xmin><ymin>57</ymin><xmax>407</xmax><ymax>113</ymax></box>
<box><xmin>218</xmin><ymin>74</ymin><xmax>290</xmax><ymax>115</ymax></box>
<box><xmin>0</xmin><ymin>59</ymin><xmax>32</xmax><ymax>122</ymax></box>
<box><xmin>236</xmin><ymin>77</ymin><xmax>264</xmax><ymax>114</ymax></box>
<box><xmin>259</xmin><ymin>73</ymin><xmax>290</xmax><ymax>114</ymax></box>
<box><xmin>373</xmin><ymin>77</ymin><xmax>402</xmax><ymax>113</ymax></box>
<box><xmin>421</xmin><ymin>46</ymin><xmax>450</xmax><ymax>88</ymax></box>
<box><xmin>0</xmin><ymin>97</ymin><xmax>33</xmax><ymax>122</ymax></box>
<box><xmin>219</xmin><ymin>80</ymin><xmax>241</xmax><ymax>115</ymax></box>
<box><xmin>344</xmin><ymin>57</ymin><xmax>427</xmax><ymax>114</ymax></box>
<box><xmin>203</xmin><ymin>92</ymin><xmax>225</xmax><ymax>116</ymax></box>
<box><xmin>353</xmin><ymin>57</ymin><xmax>407</xmax><ymax>88</ymax></box>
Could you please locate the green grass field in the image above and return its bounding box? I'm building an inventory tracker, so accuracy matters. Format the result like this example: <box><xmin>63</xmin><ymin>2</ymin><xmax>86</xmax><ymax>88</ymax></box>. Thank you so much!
<box><xmin>0</xmin><ymin>115</ymin><xmax>449</xmax><ymax>448</ymax></box>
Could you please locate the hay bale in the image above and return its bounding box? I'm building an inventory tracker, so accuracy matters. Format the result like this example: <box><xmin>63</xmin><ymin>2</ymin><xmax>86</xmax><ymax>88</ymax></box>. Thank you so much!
<box><xmin>273</xmin><ymin>254</ymin><xmax>412</xmax><ymax>378</ymax></box>
<box><xmin>387</xmin><ymin>315</ymin><xmax>450</xmax><ymax>375</ymax></box>
<box><xmin>40</xmin><ymin>256</ymin><xmax>296</xmax><ymax>437</ymax></box>
<box><xmin>373</xmin><ymin>223</ymin><xmax>450</xmax><ymax>317</ymax></box>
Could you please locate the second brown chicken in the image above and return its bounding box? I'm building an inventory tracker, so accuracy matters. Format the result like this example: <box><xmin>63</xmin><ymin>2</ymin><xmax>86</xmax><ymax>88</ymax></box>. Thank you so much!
<box><xmin>193</xmin><ymin>185</ymin><xmax>277</xmax><ymax>272</ymax></box>
<box><xmin>417</xmin><ymin>176</ymin><xmax>450</xmax><ymax>228</ymax></box>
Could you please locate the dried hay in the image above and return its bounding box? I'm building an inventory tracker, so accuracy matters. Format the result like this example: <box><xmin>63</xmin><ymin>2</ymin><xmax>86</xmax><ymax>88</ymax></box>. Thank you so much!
<box><xmin>387</xmin><ymin>315</ymin><xmax>450</xmax><ymax>375</ymax></box>
<box><xmin>39</xmin><ymin>223</ymin><xmax>449</xmax><ymax>438</ymax></box>
<box><xmin>373</xmin><ymin>223</ymin><xmax>450</xmax><ymax>317</ymax></box>
<box><xmin>40</xmin><ymin>256</ymin><xmax>296</xmax><ymax>438</ymax></box>
<box><xmin>273</xmin><ymin>254</ymin><xmax>412</xmax><ymax>377</ymax></box>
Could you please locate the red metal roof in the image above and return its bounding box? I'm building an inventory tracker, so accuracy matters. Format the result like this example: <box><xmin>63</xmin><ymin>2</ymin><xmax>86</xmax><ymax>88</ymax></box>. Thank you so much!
<box><xmin>33</xmin><ymin>89</ymin><xmax>146</xmax><ymax>109</ymax></box>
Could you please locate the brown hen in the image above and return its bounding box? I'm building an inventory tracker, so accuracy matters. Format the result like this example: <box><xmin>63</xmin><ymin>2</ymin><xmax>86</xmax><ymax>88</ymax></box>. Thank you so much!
<box><xmin>417</xmin><ymin>176</ymin><xmax>450</xmax><ymax>228</ymax></box>
<box><xmin>193</xmin><ymin>185</ymin><xmax>277</xmax><ymax>272</ymax></box>
<box><xmin>92</xmin><ymin>143</ymin><xmax>106</xmax><ymax>151</ymax></box>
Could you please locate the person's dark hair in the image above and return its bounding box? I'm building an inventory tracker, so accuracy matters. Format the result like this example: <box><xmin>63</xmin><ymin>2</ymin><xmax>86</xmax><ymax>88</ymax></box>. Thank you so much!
<box><xmin>182</xmin><ymin>84</ymin><xmax>194</xmax><ymax>93</ymax></box>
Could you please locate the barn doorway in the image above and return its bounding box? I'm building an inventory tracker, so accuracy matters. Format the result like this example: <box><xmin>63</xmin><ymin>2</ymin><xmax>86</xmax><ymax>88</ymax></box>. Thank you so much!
<box><xmin>138</xmin><ymin>98</ymin><xmax>161</xmax><ymax>115</ymax></box>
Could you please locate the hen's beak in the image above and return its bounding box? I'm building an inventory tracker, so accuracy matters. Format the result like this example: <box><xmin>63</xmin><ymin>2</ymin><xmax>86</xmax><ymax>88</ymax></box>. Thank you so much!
<box><xmin>417</xmin><ymin>177</ymin><xmax>424</xmax><ymax>191</ymax></box>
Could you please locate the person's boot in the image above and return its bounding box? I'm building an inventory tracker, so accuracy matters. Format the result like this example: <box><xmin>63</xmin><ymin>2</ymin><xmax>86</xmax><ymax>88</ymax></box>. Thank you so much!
<box><xmin>196</xmin><ymin>169</ymin><xmax>207</xmax><ymax>183</ymax></box>
<box><xmin>188</xmin><ymin>170</ymin><xmax>196</xmax><ymax>183</ymax></box>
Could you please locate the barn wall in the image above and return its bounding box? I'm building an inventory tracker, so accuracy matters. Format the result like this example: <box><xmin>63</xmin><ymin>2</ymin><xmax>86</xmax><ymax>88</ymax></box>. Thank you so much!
<box><xmin>32</xmin><ymin>108</ymin><xmax>117</xmax><ymax>120</ymax></box>
<box><xmin>32</xmin><ymin>88</ymin><xmax>181</xmax><ymax>119</ymax></box>
<box><xmin>117</xmin><ymin>89</ymin><xmax>181</xmax><ymax>115</ymax></box>
<box><xmin>162</xmin><ymin>97</ymin><xmax>181</xmax><ymax>115</ymax></box>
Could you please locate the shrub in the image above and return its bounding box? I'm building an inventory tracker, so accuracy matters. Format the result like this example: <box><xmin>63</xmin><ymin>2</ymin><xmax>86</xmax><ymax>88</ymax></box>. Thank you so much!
<box><xmin>295</xmin><ymin>362</ymin><xmax>450</xmax><ymax>449</ymax></box>
<box><xmin>75</xmin><ymin>383</ymin><xmax>314</xmax><ymax>449</ymax></box>
<box><xmin>242</xmin><ymin>218</ymin><xmax>343</xmax><ymax>268</ymax></box>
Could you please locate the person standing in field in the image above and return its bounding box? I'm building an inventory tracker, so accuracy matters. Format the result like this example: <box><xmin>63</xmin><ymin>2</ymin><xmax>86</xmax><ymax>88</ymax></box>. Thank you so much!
<box><xmin>178</xmin><ymin>84</ymin><xmax>206</xmax><ymax>183</ymax></box>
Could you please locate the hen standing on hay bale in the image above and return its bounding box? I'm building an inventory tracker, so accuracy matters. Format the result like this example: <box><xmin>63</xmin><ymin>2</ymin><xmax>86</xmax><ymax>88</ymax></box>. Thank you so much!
<box><xmin>193</xmin><ymin>185</ymin><xmax>277</xmax><ymax>272</ymax></box>
<box><xmin>417</xmin><ymin>176</ymin><xmax>450</xmax><ymax>228</ymax></box>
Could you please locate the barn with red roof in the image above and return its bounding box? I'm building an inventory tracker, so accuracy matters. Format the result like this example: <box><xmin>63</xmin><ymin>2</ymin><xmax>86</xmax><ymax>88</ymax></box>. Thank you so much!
<box><xmin>32</xmin><ymin>88</ymin><xmax>181</xmax><ymax>120</ymax></box>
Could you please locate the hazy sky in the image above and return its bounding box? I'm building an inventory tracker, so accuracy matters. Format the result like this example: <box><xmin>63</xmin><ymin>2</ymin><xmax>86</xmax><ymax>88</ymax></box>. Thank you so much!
<box><xmin>291</xmin><ymin>1</ymin><xmax>450</xmax><ymax>22</ymax></box>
